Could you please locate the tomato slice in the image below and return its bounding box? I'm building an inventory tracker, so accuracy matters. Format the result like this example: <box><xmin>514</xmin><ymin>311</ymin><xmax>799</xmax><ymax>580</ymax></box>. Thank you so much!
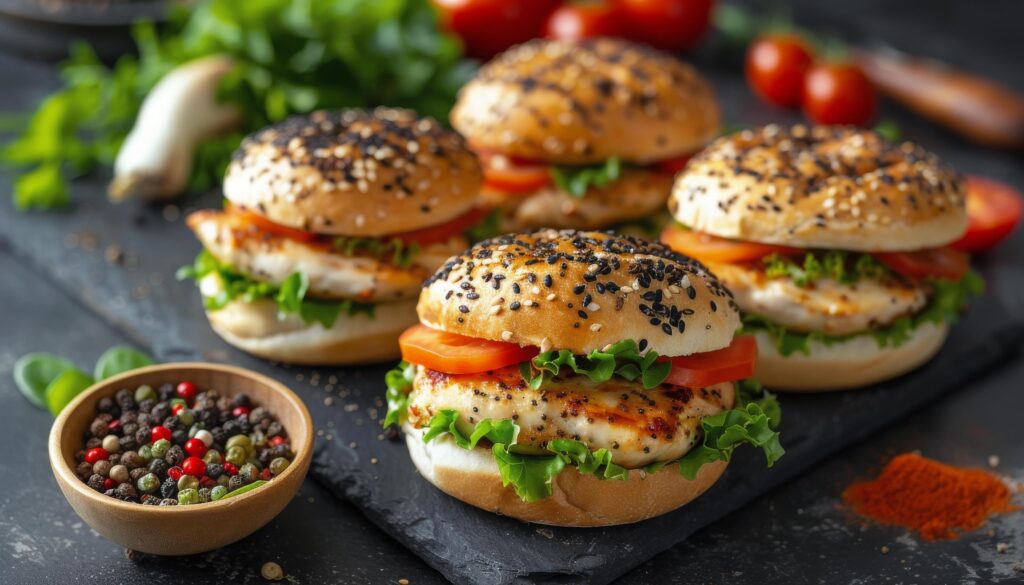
<box><xmin>660</xmin><ymin>224</ymin><xmax>798</xmax><ymax>263</ymax></box>
<box><xmin>399</xmin><ymin>324</ymin><xmax>539</xmax><ymax>375</ymax></box>
<box><xmin>226</xmin><ymin>204</ymin><xmax>316</xmax><ymax>242</ymax></box>
<box><xmin>652</xmin><ymin>153</ymin><xmax>694</xmax><ymax>175</ymax></box>
<box><xmin>951</xmin><ymin>175</ymin><xmax>1023</xmax><ymax>253</ymax></box>
<box><xmin>662</xmin><ymin>335</ymin><xmax>758</xmax><ymax>388</ymax></box>
<box><xmin>480</xmin><ymin>152</ymin><xmax>552</xmax><ymax>194</ymax></box>
<box><xmin>874</xmin><ymin>247</ymin><xmax>969</xmax><ymax>281</ymax></box>
<box><xmin>392</xmin><ymin>207</ymin><xmax>487</xmax><ymax>246</ymax></box>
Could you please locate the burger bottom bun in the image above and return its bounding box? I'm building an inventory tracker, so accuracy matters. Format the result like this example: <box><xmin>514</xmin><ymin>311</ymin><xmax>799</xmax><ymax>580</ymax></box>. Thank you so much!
<box><xmin>483</xmin><ymin>169</ymin><xmax>672</xmax><ymax>232</ymax></box>
<box><xmin>403</xmin><ymin>424</ymin><xmax>728</xmax><ymax>527</ymax></box>
<box><xmin>206</xmin><ymin>297</ymin><xmax>417</xmax><ymax>365</ymax></box>
<box><xmin>753</xmin><ymin>320</ymin><xmax>949</xmax><ymax>391</ymax></box>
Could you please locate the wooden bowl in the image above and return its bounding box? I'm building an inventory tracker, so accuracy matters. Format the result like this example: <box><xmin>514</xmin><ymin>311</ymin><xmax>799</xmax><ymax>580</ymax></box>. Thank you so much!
<box><xmin>48</xmin><ymin>363</ymin><xmax>313</xmax><ymax>555</ymax></box>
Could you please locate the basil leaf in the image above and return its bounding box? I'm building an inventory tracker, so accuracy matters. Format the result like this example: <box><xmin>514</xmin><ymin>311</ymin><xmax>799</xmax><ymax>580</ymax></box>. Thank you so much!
<box><xmin>383</xmin><ymin>361</ymin><xmax>415</xmax><ymax>427</ymax></box>
<box><xmin>522</xmin><ymin>339</ymin><xmax>669</xmax><ymax>389</ymax></box>
<box><xmin>93</xmin><ymin>346</ymin><xmax>154</xmax><ymax>381</ymax></box>
<box><xmin>44</xmin><ymin>369</ymin><xmax>95</xmax><ymax>416</ymax></box>
<box><xmin>550</xmin><ymin>157</ymin><xmax>622</xmax><ymax>198</ymax></box>
<box><xmin>14</xmin><ymin>353</ymin><xmax>75</xmax><ymax>408</ymax></box>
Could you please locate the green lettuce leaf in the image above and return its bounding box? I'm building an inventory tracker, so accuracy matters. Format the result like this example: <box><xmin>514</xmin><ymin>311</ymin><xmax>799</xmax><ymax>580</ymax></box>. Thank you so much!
<box><xmin>519</xmin><ymin>339</ymin><xmax>671</xmax><ymax>390</ymax></box>
<box><xmin>742</xmin><ymin>271</ymin><xmax>984</xmax><ymax>356</ymax></box>
<box><xmin>383</xmin><ymin>361</ymin><xmax>416</xmax><ymax>427</ymax></box>
<box><xmin>422</xmin><ymin>409</ymin><xmax>518</xmax><ymax>447</ymax></box>
<box><xmin>333</xmin><ymin>236</ymin><xmax>419</xmax><ymax>268</ymax></box>
<box><xmin>550</xmin><ymin>157</ymin><xmax>621</xmax><ymax>198</ymax></box>
<box><xmin>177</xmin><ymin>249</ymin><xmax>373</xmax><ymax>328</ymax></box>
<box><xmin>762</xmin><ymin>251</ymin><xmax>888</xmax><ymax>288</ymax></box>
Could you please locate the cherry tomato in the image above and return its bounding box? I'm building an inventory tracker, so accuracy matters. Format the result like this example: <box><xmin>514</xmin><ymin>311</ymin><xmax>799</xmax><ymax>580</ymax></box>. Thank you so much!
<box><xmin>544</xmin><ymin>3</ymin><xmax>620</xmax><ymax>42</ymax></box>
<box><xmin>652</xmin><ymin>153</ymin><xmax>695</xmax><ymax>175</ymax></box>
<box><xmin>801</xmin><ymin>62</ymin><xmax>877</xmax><ymax>126</ymax></box>
<box><xmin>662</xmin><ymin>335</ymin><xmax>758</xmax><ymax>388</ymax></box>
<box><xmin>432</xmin><ymin>0</ymin><xmax>561</xmax><ymax>59</ymax></box>
<box><xmin>612</xmin><ymin>0</ymin><xmax>714</xmax><ymax>53</ymax></box>
<box><xmin>392</xmin><ymin>206</ymin><xmax>489</xmax><ymax>246</ymax></box>
<box><xmin>951</xmin><ymin>175</ymin><xmax>1023</xmax><ymax>253</ymax></box>
<box><xmin>875</xmin><ymin>247</ymin><xmax>969</xmax><ymax>281</ymax></box>
<box><xmin>660</xmin><ymin>224</ymin><xmax>799</xmax><ymax>263</ymax></box>
<box><xmin>399</xmin><ymin>323</ymin><xmax>539</xmax><ymax>374</ymax></box>
<box><xmin>745</xmin><ymin>34</ymin><xmax>814</xmax><ymax>108</ymax></box>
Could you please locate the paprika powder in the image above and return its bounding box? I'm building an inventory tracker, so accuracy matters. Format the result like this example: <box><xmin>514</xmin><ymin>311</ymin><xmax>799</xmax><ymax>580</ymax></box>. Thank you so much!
<box><xmin>843</xmin><ymin>453</ymin><xmax>1017</xmax><ymax>540</ymax></box>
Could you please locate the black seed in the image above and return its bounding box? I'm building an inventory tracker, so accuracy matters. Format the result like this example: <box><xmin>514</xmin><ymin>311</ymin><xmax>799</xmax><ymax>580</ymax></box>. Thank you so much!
<box><xmin>510</xmin><ymin>301</ymin><xmax>522</xmax><ymax>310</ymax></box>
<box><xmin>458</xmin><ymin>305</ymin><xmax>469</xmax><ymax>313</ymax></box>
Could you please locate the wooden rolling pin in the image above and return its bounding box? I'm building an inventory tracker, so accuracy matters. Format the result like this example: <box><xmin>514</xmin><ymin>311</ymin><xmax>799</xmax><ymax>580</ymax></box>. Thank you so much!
<box><xmin>854</xmin><ymin>49</ymin><xmax>1024</xmax><ymax>149</ymax></box>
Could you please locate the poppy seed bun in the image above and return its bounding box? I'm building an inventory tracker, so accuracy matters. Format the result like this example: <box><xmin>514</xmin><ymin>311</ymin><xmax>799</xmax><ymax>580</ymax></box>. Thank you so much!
<box><xmin>223</xmin><ymin>108</ymin><xmax>482</xmax><ymax>237</ymax></box>
<box><xmin>669</xmin><ymin>125</ymin><xmax>968</xmax><ymax>251</ymax></box>
<box><xmin>403</xmin><ymin>423</ymin><xmax>728</xmax><ymax>527</ymax></box>
<box><xmin>206</xmin><ymin>297</ymin><xmax>417</xmax><ymax>365</ymax></box>
<box><xmin>752</xmin><ymin>321</ymin><xmax>948</xmax><ymax>391</ymax></box>
<box><xmin>452</xmin><ymin>38</ymin><xmax>720</xmax><ymax>165</ymax></box>
<box><xmin>417</xmin><ymin>229</ymin><xmax>740</xmax><ymax>357</ymax></box>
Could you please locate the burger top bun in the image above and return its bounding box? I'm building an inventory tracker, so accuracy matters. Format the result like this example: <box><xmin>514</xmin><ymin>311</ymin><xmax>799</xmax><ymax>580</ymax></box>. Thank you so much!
<box><xmin>223</xmin><ymin>108</ymin><xmax>481</xmax><ymax>237</ymax></box>
<box><xmin>417</xmin><ymin>229</ymin><xmax>740</xmax><ymax>357</ymax></box>
<box><xmin>669</xmin><ymin>125</ymin><xmax>968</xmax><ymax>252</ymax></box>
<box><xmin>451</xmin><ymin>38</ymin><xmax>721</xmax><ymax>165</ymax></box>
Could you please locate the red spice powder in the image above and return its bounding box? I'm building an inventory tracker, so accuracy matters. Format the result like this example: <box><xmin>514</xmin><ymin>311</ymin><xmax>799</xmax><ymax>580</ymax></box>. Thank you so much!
<box><xmin>843</xmin><ymin>453</ymin><xmax>1017</xmax><ymax>540</ymax></box>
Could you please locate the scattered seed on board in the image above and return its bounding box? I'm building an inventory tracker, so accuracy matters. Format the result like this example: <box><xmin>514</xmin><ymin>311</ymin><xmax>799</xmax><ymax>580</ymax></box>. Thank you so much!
<box><xmin>261</xmin><ymin>561</ymin><xmax>284</xmax><ymax>581</ymax></box>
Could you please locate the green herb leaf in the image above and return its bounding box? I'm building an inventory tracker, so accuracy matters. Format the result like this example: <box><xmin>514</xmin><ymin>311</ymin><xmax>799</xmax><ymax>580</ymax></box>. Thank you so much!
<box><xmin>422</xmin><ymin>409</ymin><xmax>518</xmax><ymax>448</ymax></box>
<box><xmin>762</xmin><ymin>251</ymin><xmax>889</xmax><ymax>288</ymax></box>
<box><xmin>14</xmin><ymin>353</ymin><xmax>76</xmax><ymax>408</ymax></box>
<box><xmin>521</xmin><ymin>339</ymin><xmax>670</xmax><ymax>390</ymax></box>
<box><xmin>383</xmin><ymin>361</ymin><xmax>416</xmax><ymax>427</ymax></box>
<box><xmin>223</xmin><ymin>479</ymin><xmax>267</xmax><ymax>499</ymax></box>
<box><xmin>44</xmin><ymin>369</ymin><xmax>95</xmax><ymax>416</ymax></box>
<box><xmin>873</xmin><ymin>120</ymin><xmax>903</xmax><ymax>142</ymax></box>
<box><xmin>550</xmin><ymin>157</ymin><xmax>622</xmax><ymax>198</ymax></box>
<box><xmin>93</xmin><ymin>346</ymin><xmax>154</xmax><ymax>381</ymax></box>
<box><xmin>178</xmin><ymin>250</ymin><xmax>373</xmax><ymax>327</ymax></box>
<box><xmin>333</xmin><ymin>236</ymin><xmax>420</xmax><ymax>268</ymax></box>
<box><xmin>742</xmin><ymin>271</ymin><xmax>984</xmax><ymax>355</ymax></box>
<box><xmin>465</xmin><ymin>208</ymin><xmax>503</xmax><ymax>243</ymax></box>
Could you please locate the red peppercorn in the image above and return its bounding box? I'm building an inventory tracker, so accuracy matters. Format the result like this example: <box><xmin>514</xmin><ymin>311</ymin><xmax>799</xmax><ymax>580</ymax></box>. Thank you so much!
<box><xmin>176</xmin><ymin>380</ymin><xmax>198</xmax><ymax>403</ymax></box>
<box><xmin>103</xmin><ymin>478</ymin><xmax>117</xmax><ymax>490</ymax></box>
<box><xmin>184</xmin><ymin>438</ymin><xmax>208</xmax><ymax>458</ymax></box>
<box><xmin>151</xmin><ymin>425</ymin><xmax>172</xmax><ymax>443</ymax></box>
<box><xmin>269</xmin><ymin>435</ymin><xmax>286</xmax><ymax>446</ymax></box>
<box><xmin>171</xmin><ymin>403</ymin><xmax>185</xmax><ymax>416</ymax></box>
<box><xmin>199</xmin><ymin>476</ymin><xmax>216</xmax><ymax>488</ymax></box>
<box><xmin>232</xmin><ymin>406</ymin><xmax>251</xmax><ymax>418</ymax></box>
<box><xmin>223</xmin><ymin>462</ymin><xmax>239</xmax><ymax>476</ymax></box>
<box><xmin>260</xmin><ymin>468</ymin><xmax>272</xmax><ymax>481</ymax></box>
<box><xmin>107</xmin><ymin>419</ymin><xmax>121</xmax><ymax>432</ymax></box>
<box><xmin>167</xmin><ymin>466</ymin><xmax>184</xmax><ymax>481</ymax></box>
<box><xmin>182</xmin><ymin>456</ymin><xmax>206</xmax><ymax>477</ymax></box>
<box><xmin>85</xmin><ymin>448</ymin><xmax>108</xmax><ymax>464</ymax></box>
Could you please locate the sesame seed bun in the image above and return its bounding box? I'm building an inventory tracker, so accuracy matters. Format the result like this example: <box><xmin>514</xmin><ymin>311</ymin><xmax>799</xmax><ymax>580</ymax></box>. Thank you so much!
<box><xmin>751</xmin><ymin>321</ymin><xmax>948</xmax><ymax>391</ymax></box>
<box><xmin>669</xmin><ymin>125</ymin><xmax>968</xmax><ymax>251</ymax></box>
<box><xmin>223</xmin><ymin>108</ymin><xmax>482</xmax><ymax>238</ymax></box>
<box><xmin>417</xmin><ymin>229</ymin><xmax>740</xmax><ymax>357</ymax></box>
<box><xmin>205</xmin><ymin>297</ymin><xmax>417</xmax><ymax>365</ymax></box>
<box><xmin>482</xmin><ymin>168</ymin><xmax>673</xmax><ymax>232</ymax></box>
<box><xmin>403</xmin><ymin>423</ymin><xmax>728</xmax><ymax>527</ymax></box>
<box><xmin>452</xmin><ymin>38</ymin><xmax>720</xmax><ymax>165</ymax></box>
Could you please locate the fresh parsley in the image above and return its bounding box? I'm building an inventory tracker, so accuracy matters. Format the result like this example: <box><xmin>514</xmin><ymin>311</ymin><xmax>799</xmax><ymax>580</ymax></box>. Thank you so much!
<box><xmin>742</xmin><ymin>271</ymin><xmax>985</xmax><ymax>356</ymax></box>
<box><xmin>762</xmin><ymin>251</ymin><xmax>888</xmax><ymax>288</ymax></box>
<box><xmin>519</xmin><ymin>339</ymin><xmax>671</xmax><ymax>391</ymax></box>
<box><xmin>177</xmin><ymin>249</ymin><xmax>373</xmax><ymax>328</ymax></box>
<box><xmin>549</xmin><ymin>157</ymin><xmax>622</xmax><ymax>198</ymax></box>
<box><xmin>3</xmin><ymin>0</ymin><xmax>474</xmax><ymax>210</ymax></box>
<box><xmin>333</xmin><ymin>237</ymin><xmax>420</xmax><ymax>268</ymax></box>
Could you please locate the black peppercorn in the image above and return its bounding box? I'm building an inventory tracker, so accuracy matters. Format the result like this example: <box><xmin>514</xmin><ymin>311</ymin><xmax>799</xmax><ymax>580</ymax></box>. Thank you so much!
<box><xmin>130</xmin><ymin>467</ymin><xmax>148</xmax><ymax>482</ymax></box>
<box><xmin>160</xmin><ymin>477</ymin><xmax>178</xmax><ymax>499</ymax></box>
<box><xmin>121</xmin><ymin>422</ymin><xmax>139</xmax><ymax>438</ymax></box>
<box><xmin>157</xmin><ymin>383</ymin><xmax>175</xmax><ymax>401</ymax></box>
<box><xmin>115</xmin><ymin>482</ymin><xmax>138</xmax><ymax>501</ymax></box>
<box><xmin>76</xmin><ymin>461</ymin><xmax>94</xmax><ymax>480</ymax></box>
<box><xmin>266</xmin><ymin>421</ymin><xmax>283</xmax><ymax>437</ymax></box>
<box><xmin>206</xmin><ymin>463</ymin><xmax>224</xmax><ymax>479</ymax></box>
<box><xmin>150</xmin><ymin>403</ymin><xmax>171</xmax><ymax>422</ymax></box>
<box><xmin>164</xmin><ymin>445</ymin><xmax>185</xmax><ymax>467</ymax></box>
<box><xmin>148</xmin><ymin>459</ymin><xmax>169</xmax><ymax>476</ymax></box>
<box><xmin>85</xmin><ymin>437</ymin><xmax>102</xmax><ymax>450</ymax></box>
<box><xmin>119</xmin><ymin>435</ymin><xmax>139</xmax><ymax>452</ymax></box>
<box><xmin>233</xmin><ymin>393</ymin><xmax>252</xmax><ymax>409</ymax></box>
<box><xmin>141</xmin><ymin>494</ymin><xmax>161</xmax><ymax>506</ymax></box>
<box><xmin>89</xmin><ymin>418</ymin><xmax>109</xmax><ymax>437</ymax></box>
<box><xmin>138</xmin><ymin>398</ymin><xmax>156</xmax><ymax>413</ymax></box>
<box><xmin>135</xmin><ymin>427</ymin><xmax>151</xmax><ymax>445</ymax></box>
<box><xmin>97</xmin><ymin>396</ymin><xmax>118</xmax><ymax>415</ymax></box>
<box><xmin>171</xmin><ymin>430</ymin><xmax>188</xmax><ymax>445</ymax></box>
<box><xmin>228</xmin><ymin>475</ymin><xmax>245</xmax><ymax>491</ymax></box>
<box><xmin>87</xmin><ymin>474</ymin><xmax>105</xmax><ymax>492</ymax></box>
<box><xmin>159</xmin><ymin>498</ymin><xmax>177</xmax><ymax>506</ymax></box>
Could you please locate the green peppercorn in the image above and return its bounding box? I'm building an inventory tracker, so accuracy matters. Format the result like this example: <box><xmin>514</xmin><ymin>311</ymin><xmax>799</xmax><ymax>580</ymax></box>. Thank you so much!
<box><xmin>210</xmin><ymin>485</ymin><xmax>228</xmax><ymax>501</ymax></box>
<box><xmin>226</xmin><ymin>446</ymin><xmax>247</xmax><ymax>466</ymax></box>
<box><xmin>177</xmin><ymin>475</ymin><xmax>199</xmax><ymax>492</ymax></box>
<box><xmin>150</xmin><ymin>439</ymin><xmax>171</xmax><ymax>459</ymax></box>
<box><xmin>269</xmin><ymin>457</ymin><xmax>290</xmax><ymax>476</ymax></box>
<box><xmin>138</xmin><ymin>445</ymin><xmax>153</xmax><ymax>462</ymax></box>
<box><xmin>136</xmin><ymin>473</ymin><xmax>160</xmax><ymax>493</ymax></box>
<box><xmin>134</xmin><ymin>384</ymin><xmax>156</xmax><ymax>403</ymax></box>
<box><xmin>177</xmin><ymin>488</ymin><xmax>199</xmax><ymax>505</ymax></box>
<box><xmin>238</xmin><ymin>463</ymin><xmax>259</xmax><ymax>483</ymax></box>
<box><xmin>251</xmin><ymin>430</ymin><xmax>267</xmax><ymax>449</ymax></box>
<box><xmin>202</xmin><ymin>450</ymin><xmax>222</xmax><ymax>465</ymax></box>
<box><xmin>217</xmin><ymin>475</ymin><xmax>230</xmax><ymax>487</ymax></box>
<box><xmin>188</xmin><ymin>424</ymin><xmax>202</xmax><ymax>439</ymax></box>
<box><xmin>226</xmin><ymin>434</ymin><xmax>252</xmax><ymax>453</ymax></box>
<box><xmin>177</xmin><ymin>409</ymin><xmax>195</xmax><ymax>427</ymax></box>
<box><xmin>197</xmin><ymin>487</ymin><xmax>212</xmax><ymax>503</ymax></box>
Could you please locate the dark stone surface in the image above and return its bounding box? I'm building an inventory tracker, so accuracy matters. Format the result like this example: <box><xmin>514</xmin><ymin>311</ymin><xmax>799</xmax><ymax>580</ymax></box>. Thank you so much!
<box><xmin>1</xmin><ymin>1</ymin><xmax>1023</xmax><ymax>584</ymax></box>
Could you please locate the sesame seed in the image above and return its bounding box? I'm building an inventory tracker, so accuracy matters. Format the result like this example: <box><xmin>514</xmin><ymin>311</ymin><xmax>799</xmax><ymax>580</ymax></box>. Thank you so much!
<box><xmin>501</xmin><ymin>331</ymin><xmax>513</xmax><ymax>341</ymax></box>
